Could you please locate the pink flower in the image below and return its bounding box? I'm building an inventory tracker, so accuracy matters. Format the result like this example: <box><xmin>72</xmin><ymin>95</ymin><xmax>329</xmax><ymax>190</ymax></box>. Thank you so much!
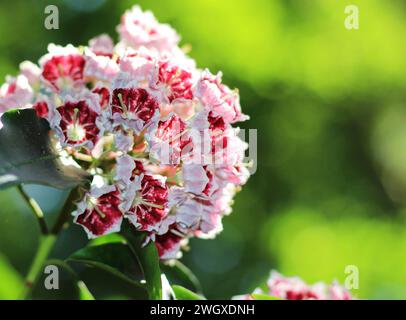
<box><xmin>3</xmin><ymin>5</ymin><xmax>252</xmax><ymax>261</ymax></box>
<box><xmin>194</xmin><ymin>70</ymin><xmax>249</xmax><ymax>124</ymax></box>
<box><xmin>267</xmin><ymin>272</ymin><xmax>324</xmax><ymax>300</ymax></box>
<box><xmin>33</xmin><ymin>101</ymin><xmax>49</xmax><ymax>118</ymax></box>
<box><xmin>32</xmin><ymin>94</ymin><xmax>62</xmax><ymax>130</ymax></box>
<box><xmin>329</xmin><ymin>282</ymin><xmax>353</xmax><ymax>300</ymax></box>
<box><xmin>115</xmin><ymin>155</ymin><xmax>145</xmax><ymax>185</ymax></box>
<box><xmin>155</xmin><ymin>61</ymin><xmax>193</xmax><ymax>103</ymax></box>
<box><xmin>211</xmin><ymin>184</ymin><xmax>237</xmax><ymax>217</ymax></box>
<box><xmin>211</xmin><ymin>128</ymin><xmax>248</xmax><ymax>166</ymax></box>
<box><xmin>117</xmin><ymin>5</ymin><xmax>180</xmax><ymax>53</ymax></box>
<box><xmin>147</xmin><ymin>113</ymin><xmax>191</xmax><ymax>165</ymax></box>
<box><xmin>40</xmin><ymin>45</ymin><xmax>85</xmax><ymax>91</ymax></box>
<box><xmin>234</xmin><ymin>271</ymin><xmax>354</xmax><ymax>300</ymax></box>
<box><xmin>19</xmin><ymin>61</ymin><xmax>42</xmax><ymax>88</ymax></box>
<box><xmin>84</xmin><ymin>48</ymin><xmax>119</xmax><ymax>83</ymax></box>
<box><xmin>120</xmin><ymin>173</ymin><xmax>169</xmax><ymax>232</ymax></box>
<box><xmin>182</xmin><ymin>164</ymin><xmax>210</xmax><ymax>195</ymax></box>
<box><xmin>0</xmin><ymin>75</ymin><xmax>33</xmax><ymax>112</ymax></box>
<box><xmin>194</xmin><ymin>207</ymin><xmax>224</xmax><ymax>237</ymax></box>
<box><xmin>114</xmin><ymin>130</ymin><xmax>135</xmax><ymax>153</ymax></box>
<box><xmin>88</xmin><ymin>34</ymin><xmax>115</xmax><ymax>56</ymax></box>
<box><xmin>167</xmin><ymin>99</ymin><xmax>196</xmax><ymax>120</ymax></box>
<box><xmin>92</xmin><ymin>87</ymin><xmax>110</xmax><ymax>109</ymax></box>
<box><xmin>74</xmin><ymin>185</ymin><xmax>123</xmax><ymax>238</ymax></box>
<box><xmin>164</xmin><ymin>186</ymin><xmax>225</xmax><ymax>238</ymax></box>
<box><xmin>56</xmin><ymin>94</ymin><xmax>102</xmax><ymax>148</ymax></box>
<box><xmin>115</xmin><ymin>55</ymin><xmax>158</xmax><ymax>96</ymax></box>
<box><xmin>111</xmin><ymin>87</ymin><xmax>160</xmax><ymax>133</ymax></box>
<box><xmin>153</xmin><ymin>224</ymin><xmax>186</xmax><ymax>260</ymax></box>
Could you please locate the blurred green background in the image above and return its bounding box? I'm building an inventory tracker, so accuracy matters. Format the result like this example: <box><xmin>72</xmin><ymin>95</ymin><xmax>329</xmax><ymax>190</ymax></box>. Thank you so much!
<box><xmin>1</xmin><ymin>0</ymin><xmax>406</xmax><ymax>299</ymax></box>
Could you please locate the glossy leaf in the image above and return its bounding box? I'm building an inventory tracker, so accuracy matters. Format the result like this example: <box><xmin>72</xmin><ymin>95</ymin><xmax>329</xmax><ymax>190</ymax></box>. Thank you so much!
<box><xmin>89</xmin><ymin>233</ymin><xmax>127</xmax><ymax>246</ymax></box>
<box><xmin>172</xmin><ymin>285</ymin><xmax>205</xmax><ymax>300</ymax></box>
<box><xmin>0</xmin><ymin>109</ymin><xmax>89</xmax><ymax>190</ymax></box>
<box><xmin>122</xmin><ymin>228</ymin><xmax>162</xmax><ymax>300</ymax></box>
<box><xmin>77</xmin><ymin>281</ymin><xmax>95</xmax><ymax>300</ymax></box>
<box><xmin>67</xmin><ymin>243</ymin><xmax>145</xmax><ymax>289</ymax></box>
<box><xmin>47</xmin><ymin>259</ymin><xmax>95</xmax><ymax>300</ymax></box>
<box><xmin>161</xmin><ymin>261</ymin><xmax>202</xmax><ymax>294</ymax></box>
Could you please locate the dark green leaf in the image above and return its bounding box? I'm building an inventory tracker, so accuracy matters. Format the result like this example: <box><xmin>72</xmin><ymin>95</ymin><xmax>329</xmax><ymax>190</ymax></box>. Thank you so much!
<box><xmin>47</xmin><ymin>259</ymin><xmax>95</xmax><ymax>300</ymax></box>
<box><xmin>122</xmin><ymin>228</ymin><xmax>162</xmax><ymax>300</ymax></box>
<box><xmin>172</xmin><ymin>285</ymin><xmax>205</xmax><ymax>300</ymax></box>
<box><xmin>0</xmin><ymin>109</ymin><xmax>89</xmax><ymax>189</ymax></box>
<box><xmin>67</xmin><ymin>243</ymin><xmax>145</xmax><ymax>289</ymax></box>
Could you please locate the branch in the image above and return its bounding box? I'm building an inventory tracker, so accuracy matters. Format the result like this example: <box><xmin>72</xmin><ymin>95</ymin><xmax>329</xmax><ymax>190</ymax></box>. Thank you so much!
<box><xmin>21</xmin><ymin>186</ymin><xmax>81</xmax><ymax>299</ymax></box>
<box><xmin>17</xmin><ymin>185</ymin><xmax>49</xmax><ymax>235</ymax></box>
<box><xmin>51</xmin><ymin>187</ymin><xmax>82</xmax><ymax>235</ymax></box>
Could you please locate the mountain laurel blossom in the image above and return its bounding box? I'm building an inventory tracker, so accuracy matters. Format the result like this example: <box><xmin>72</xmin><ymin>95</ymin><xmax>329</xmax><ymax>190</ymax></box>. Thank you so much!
<box><xmin>234</xmin><ymin>271</ymin><xmax>353</xmax><ymax>300</ymax></box>
<box><xmin>0</xmin><ymin>6</ymin><xmax>251</xmax><ymax>260</ymax></box>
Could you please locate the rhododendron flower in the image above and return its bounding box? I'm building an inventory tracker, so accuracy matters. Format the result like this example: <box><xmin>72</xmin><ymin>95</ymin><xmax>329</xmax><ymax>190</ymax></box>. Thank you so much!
<box><xmin>40</xmin><ymin>44</ymin><xmax>85</xmax><ymax>92</ymax></box>
<box><xmin>0</xmin><ymin>5</ymin><xmax>251</xmax><ymax>260</ymax></box>
<box><xmin>194</xmin><ymin>70</ymin><xmax>248</xmax><ymax>124</ymax></box>
<box><xmin>88</xmin><ymin>34</ymin><xmax>115</xmax><ymax>56</ymax></box>
<box><xmin>19</xmin><ymin>61</ymin><xmax>42</xmax><ymax>88</ymax></box>
<box><xmin>155</xmin><ymin>61</ymin><xmax>194</xmax><ymax>103</ymax></box>
<box><xmin>111</xmin><ymin>87</ymin><xmax>160</xmax><ymax>133</ymax></box>
<box><xmin>119</xmin><ymin>172</ymin><xmax>169</xmax><ymax>232</ymax></box>
<box><xmin>57</xmin><ymin>98</ymin><xmax>101</xmax><ymax>148</ymax></box>
<box><xmin>0</xmin><ymin>75</ymin><xmax>33</xmax><ymax>129</ymax></box>
<box><xmin>154</xmin><ymin>227</ymin><xmax>186</xmax><ymax>260</ymax></box>
<box><xmin>0</xmin><ymin>75</ymin><xmax>33</xmax><ymax>112</ymax></box>
<box><xmin>118</xmin><ymin>5</ymin><xmax>180</xmax><ymax>53</ymax></box>
<box><xmin>147</xmin><ymin>113</ymin><xmax>190</xmax><ymax>165</ymax></box>
<box><xmin>234</xmin><ymin>271</ymin><xmax>353</xmax><ymax>300</ymax></box>
<box><xmin>84</xmin><ymin>48</ymin><xmax>120</xmax><ymax>83</ymax></box>
<box><xmin>74</xmin><ymin>184</ymin><xmax>122</xmax><ymax>239</ymax></box>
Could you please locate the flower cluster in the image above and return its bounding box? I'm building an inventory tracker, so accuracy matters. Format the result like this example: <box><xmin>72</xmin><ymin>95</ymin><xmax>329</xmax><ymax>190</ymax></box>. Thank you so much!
<box><xmin>0</xmin><ymin>6</ymin><xmax>250</xmax><ymax>260</ymax></box>
<box><xmin>234</xmin><ymin>271</ymin><xmax>353</xmax><ymax>300</ymax></box>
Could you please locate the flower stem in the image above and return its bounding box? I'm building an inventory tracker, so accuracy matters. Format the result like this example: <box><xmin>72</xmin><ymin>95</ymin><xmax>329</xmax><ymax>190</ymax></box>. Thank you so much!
<box><xmin>21</xmin><ymin>187</ymin><xmax>81</xmax><ymax>299</ymax></box>
<box><xmin>17</xmin><ymin>185</ymin><xmax>49</xmax><ymax>235</ymax></box>
<box><xmin>51</xmin><ymin>187</ymin><xmax>81</xmax><ymax>235</ymax></box>
<box><xmin>20</xmin><ymin>234</ymin><xmax>56</xmax><ymax>299</ymax></box>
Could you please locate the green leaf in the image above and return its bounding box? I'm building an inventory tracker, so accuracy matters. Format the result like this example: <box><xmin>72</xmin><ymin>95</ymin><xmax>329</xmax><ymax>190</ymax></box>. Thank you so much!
<box><xmin>89</xmin><ymin>233</ymin><xmax>127</xmax><ymax>246</ymax></box>
<box><xmin>67</xmin><ymin>243</ymin><xmax>145</xmax><ymax>289</ymax></box>
<box><xmin>77</xmin><ymin>281</ymin><xmax>95</xmax><ymax>300</ymax></box>
<box><xmin>172</xmin><ymin>285</ymin><xmax>205</xmax><ymax>300</ymax></box>
<box><xmin>251</xmin><ymin>293</ymin><xmax>282</xmax><ymax>300</ymax></box>
<box><xmin>122</xmin><ymin>229</ymin><xmax>162</xmax><ymax>300</ymax></box>
<box><xmin>47</xmin><ymin>259</ymin><xmax>95</xmax><ymax>300</ymax></box>
<box><xmin>0</xmin><ymin>253</ymin><xmax>24</xmax><ymax>299</ymax></box>
<box><xmin>0</xmin><ymin>109</ymin><xmax>89</xmax><ymax>189</ymax></box>
<box><xmin>161</xmin><ymin>261</ymin><xmax>203</xmax><ymax>294</ymax></box>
